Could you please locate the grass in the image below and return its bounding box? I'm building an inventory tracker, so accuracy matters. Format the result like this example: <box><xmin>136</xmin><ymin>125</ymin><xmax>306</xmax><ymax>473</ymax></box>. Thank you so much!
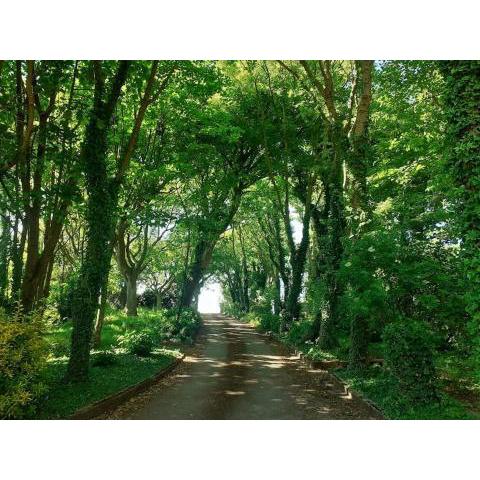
<box><xmin>36</xmin><ymin>307</ymin><xmax>184</xmax><ymax>419</ymax></box>
<box><xmin>335</xmin><ymin>365</ymin><xmax>479</xmax><ymax>420</ymax></box>
<box><xmin>37</xmin><ymin>349</ymin><xmax>180</xmax><ymax>419</ymax></box>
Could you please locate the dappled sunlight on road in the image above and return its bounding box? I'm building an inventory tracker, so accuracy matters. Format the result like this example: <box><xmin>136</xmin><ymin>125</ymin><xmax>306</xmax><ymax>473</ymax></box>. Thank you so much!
<box><xmin>107</xmin><ymin>313</ymin><xmax>382</xmax><ymax>420</ymax></box>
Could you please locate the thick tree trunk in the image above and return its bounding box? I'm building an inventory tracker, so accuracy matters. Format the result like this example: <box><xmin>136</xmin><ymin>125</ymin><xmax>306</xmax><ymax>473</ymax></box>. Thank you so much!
<box><xmin>318</xmin><ymin>180</ymin><xmax>344</xmax><ymax>350</ymax></box>
<box><xmin>238</xmin><ymin>225</ymin><xmax>250</xmax><ymax>313</ymax></box>
<box><xmin>440</xmin><ymin>60</ymin><xmax>480</xmax><ymax>346</ymax></box>
<box><xmin>347</xmin><ymin>134</ymin><xmax>371</xmax><ymax>369</ymax></box>
<box><xmin>284</xmin><ymin>205</ymin><xmax>311</xmax><ymax>326</ymax></box>
<box><xmin>119</xmin><ymin>282</ymin><xmax>127</xmax><ymax>310</ymax></box>
<box><xmin>125</xmin><ymin>275</ymin><xmax>138</xmax><ymax>316</ymax></box>
<box><xmin>66</xmin><ymin>61</ymin><xmax>130</xmax><ymax>382</ymax></box>
<box><xmin>179</xmin><ymin>240</ymin><xmax>214</xmax><ymax>308</ymax></box>
<box><xmin>347</xmin><ymin>63</ymin><xmax>374</xmax><ymax>369</ymax></box>
<box><xmin>20</xmin><ymin>115</ymin><xmax>47</xmax><ymax>312</ymax></box>
<box><xmin>315</xmin><ymin>129</ymin><xmax>348</xmax><ymax>351</ymax></box>
<box><xmin>21</xmin><ymin>131</ymin><xmax>68</xmax><ymax>311</ymax></box>
<box><xmin>21</xmin><ymin>217</ymin><xmax>64</xmax><ymax>312</ymax></box>
<box><xmin>155</xmin><ymin>291</ymin><xmax>163</xmax><ymax>310</ymax></box>
<box><xmin>21</xmin><ymin>63</ymin><xmax>77</xmax><ymax>311</ymax></box>
<box><xmin>295</xmin><ymin>179</ymin><xmax>330</xmax><ymax>341</ymax></box>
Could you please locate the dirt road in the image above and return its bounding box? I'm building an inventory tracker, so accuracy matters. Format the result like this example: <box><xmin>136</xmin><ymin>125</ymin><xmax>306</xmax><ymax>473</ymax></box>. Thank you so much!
<box><xmin>104</xmin><ymin>314</ymin><xmax>383</xmax><ymax>419</ymax></box>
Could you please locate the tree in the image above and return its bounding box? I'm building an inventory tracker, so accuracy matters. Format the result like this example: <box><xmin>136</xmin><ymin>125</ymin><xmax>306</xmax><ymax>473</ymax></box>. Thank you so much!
<box><xmin>441</xmin><ymin>61</ymin><xmax>480</xmax><ymax>355</ymax></box>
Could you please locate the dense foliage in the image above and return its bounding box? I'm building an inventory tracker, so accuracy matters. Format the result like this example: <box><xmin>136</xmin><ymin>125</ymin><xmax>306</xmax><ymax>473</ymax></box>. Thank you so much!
<box><xmin>0</xmin><ymin>308</ymin><xmax>47</xmax><ymax>418</ymax></box>
<box><xmin>0</xmin><ymin>60</ymin><xmax>478</xmax><ymax>418</ymax></box>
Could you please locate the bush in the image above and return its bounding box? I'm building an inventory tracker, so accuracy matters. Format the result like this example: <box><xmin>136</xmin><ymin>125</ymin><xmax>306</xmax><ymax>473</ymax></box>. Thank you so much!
<box><xmin>305</xmin><ymin>346</ymin><xmax>337</xmax><ymax>362</ymax></box>
<box><xmin>221</xmin><ymin>302</ymin><xmax>243</xmax><ymax>318</ymax></box>
<box><xmin>383</xmin><ymin>319</ymin><xmax>439</xmax><ymax>405</ymax></box>
<box><xmin>158</xmin><ymin>307</ymin><xmax>202</xmax><ymax>344</ymax></box>
<box><xmin>138</xmin><ymin>289</ymin><xmax>156</xmax><ymax>309</ymax></box>
<box><xmin>117</xmin><ymin>331</ymin><xmax>156</xmax><ymax>357</ymax></box>
<box><xmin>287</xmin><ymin>319</ymin><xmax>315</xmax><ymax>347</ymax></box>
<box><xmin>244</xmin><ymin>311</ymin><xmax>280</xmax><ymax>333</ymax></box>
<box><xmin>48</xmin><ymin>341</ymin><xmax>70</xmax><ymax>358</ymax></box>
<box><xmin>176</xmin><ymin>308</ymin><xmax>202</xmax><ymax>342</ymax></box>
<box><xmin>91</xmin><ymin>350</ymin><xmax>118</xmax><ymax>367</ymax></box>
<box><xmin>0</xmin><ymin>308</ymin><xmax>48</xmax><ymax>419</ymax></box>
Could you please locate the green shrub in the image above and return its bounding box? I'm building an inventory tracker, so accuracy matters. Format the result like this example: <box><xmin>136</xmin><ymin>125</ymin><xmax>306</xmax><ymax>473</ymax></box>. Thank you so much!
<box><xmin>244</xmin><ymin>312</ymin><xmax>261</xmax><ymax>327</ymax></box>
<box><xmin>48</xmin><ymin>341</ymin><xmax>70</xmax><ymax>358</ymax></box>
<box><xmin>305</xmin><ymin>346</ymin><xmax>338</xmax><ymax>362</ymax></box>
<box><xmin>91</xmin><ymin>350</ymin><xmax>118</xmax><ymax>367</ymax></box>
<box><xmin>156</xmin><ymin>307</ymin><xmax>201</xmax><ymax>344</ymax></box>
<box><xmin>174</xmin><ymin>307</ymin><xmax>202</xmax><ymax>343</ymax></box>
<box><xmin>221</xmin><ymin>302</ymin><xmax>243</xmax><ymax>318</ymax></box>
<box><xmin>245</xmin><ymin>311</ymin><xmax>280</xmax><ymax>333</ymax></box>
<box><xmin>0</xmin><ymin>308</ymin><xmax>48</xmax><ymax>419</ymax></box>
<box><xmin>287</xmin><ymin>319</ymin><xmax>315</xmax><ymax>347</ymax></box>
<box><xmin>117</xmin><ymin>331</ymin><xmax>155</xmax><ymax>357</ymax></box>
<box><xmin>383</xmin><ymin>319</ymin><xmax>439</xmax><ymax>405</ymax></box>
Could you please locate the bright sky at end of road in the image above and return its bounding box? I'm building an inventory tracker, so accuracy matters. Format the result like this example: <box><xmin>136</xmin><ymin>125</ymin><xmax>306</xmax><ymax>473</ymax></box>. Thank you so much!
<box><xmin>198</xmin><ymin>281</ymin><xmax>222</xmax><ymax>313</ymax></box>
<box><xmin>289</xmin><ymin>206</ymin><xmax>303</xmax><ymax>244</ymax></box>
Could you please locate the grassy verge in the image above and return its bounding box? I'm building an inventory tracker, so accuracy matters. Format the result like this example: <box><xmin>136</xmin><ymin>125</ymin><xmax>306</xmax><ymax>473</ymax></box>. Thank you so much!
<box><xmin>335</xmin><ymin>365</ymin><xmax>478</xmax><ymax>420</ymax></box>
<box><xmin>36</xmin><ymin>307</ymin><xmax>196</xmax><ymax>419</ymax></box>
<box><xmin>37</xmin><ymin>349</ymin><xmax>180</xmax><ymax>419</ymax></box>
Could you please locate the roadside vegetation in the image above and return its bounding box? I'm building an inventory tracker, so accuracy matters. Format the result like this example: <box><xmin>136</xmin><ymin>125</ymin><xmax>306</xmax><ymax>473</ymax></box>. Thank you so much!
<box><xmin>2</xmin><ymin>306</ymin><xmax>200</xmax><ymax>419</ymax></box>
<box><xmin>245</xmin><ymin>309</ymin><xmax>478</xmax><ymax>419</ymax></box>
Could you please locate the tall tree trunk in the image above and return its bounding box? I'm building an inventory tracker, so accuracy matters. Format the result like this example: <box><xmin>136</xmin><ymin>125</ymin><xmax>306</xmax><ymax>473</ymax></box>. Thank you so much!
<box><xmin>347</xmin><ymin>132</ymin><xmax>371</xmax><ymax>368</ymax></box>
<box><xmin>347</xmin><ymin>61</ymin><xmax>374</xmax><ymax>370</ymax></box>
<box><xmin>66</xmin><ymin>61</ymin><xmax>130</xmax><ymax>382</ymax></box>
<box><xmin>319</xmin><ymin>178</ymin><xmax>344</xmax><ymax>349</ymax></box>
<box><xmin>283</xmin><ymin>200</ymin><xmax>312</xmax><ymax>326</ymax></box>
<box><xmin>238</xmin><ymin>225</ymin><xmax>250</xmax><ymax>313</ymax></box>
<box><xmin>119</xmin><ymin>282</ymin><xmax>127</xmax><ymax>310</ymax></box>
<box><xmin>315</xmin><ymin>122</ymin><xmax>349</xmax><ymax>351</ymax></box>
<box><xmin>179</xmin><ymin>239</ymin><xmax>214</xmax><ymax>308</ymax></box>
<box><xmin>0</xmin><ymin>216</ymin><xmax>10</xmax><ymax>305</ymax></box>
<box><xmin>9</xmin><ymin>61</ymin><xmax>32</xmax><ymax>302</ymax></box>
<box><xmin>155</xmin><ymin>291</ymin><xmax>163</xmax><ymax>310</ymax></box>
<box><xmin>295</xmin><ymin>178</ymin><xmax>330</xmax><ymax>341</ymax></box>
<box><xmin>125</xmin><ymin>274</ymin><xmax>138</xmax><ymax>317</ymax></box>
<box><xmin>440</xmin><ymin>60</ymin><xmax>480</xmax><ymax>350</ymax></box>
<box><xmin>21</xmin><ymin>69</ymin><xmax>63</xmax><ymax>312</ymax></box>
<box><xmin>20</xmin><ymin>115</ymin><xmax>46</xmax><ymax>312</ymax></box>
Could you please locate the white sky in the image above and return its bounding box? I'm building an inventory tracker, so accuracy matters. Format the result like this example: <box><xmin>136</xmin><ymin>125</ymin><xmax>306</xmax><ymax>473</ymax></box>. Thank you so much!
<box><xmin>290</xmin><ymin>209</ymin><xmax>303</xmax><ymax>245</ymax></box>
<box><xmin>198</xmin><ymin>281</ymin><xmax>223</xmax><ymax>313</ymax></box>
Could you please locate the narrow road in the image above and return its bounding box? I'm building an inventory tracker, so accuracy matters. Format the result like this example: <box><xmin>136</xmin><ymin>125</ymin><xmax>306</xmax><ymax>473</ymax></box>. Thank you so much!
<box><xmin>105</xmin><ymin>314</ymin><xmax>383</xmax><ymax>419</ymax></box>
